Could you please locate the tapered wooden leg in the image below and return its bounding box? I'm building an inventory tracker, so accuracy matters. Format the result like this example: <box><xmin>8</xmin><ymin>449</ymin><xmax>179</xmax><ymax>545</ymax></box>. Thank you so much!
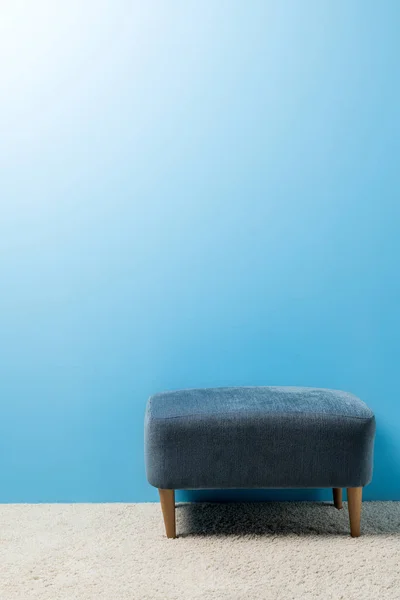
<box><xmin>333</xmin><ymin>488</ymin><xmax>343</xmax><ymax>509</ymax></box>
<box><xmin>158</xmin><ymin>489</ymin><xmax>176</xmax><ymax>538</ymax></box>
<box><xmin>347</xmin><ymin>487</ymin><xmax>362</xmax><ymax>537</ymax></box>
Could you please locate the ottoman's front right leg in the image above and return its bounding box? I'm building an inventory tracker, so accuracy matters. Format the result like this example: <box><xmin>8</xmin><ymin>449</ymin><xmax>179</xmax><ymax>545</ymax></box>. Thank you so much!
<box><xmin>158</xmin><ymin>489</ymin><xmax>176</xmax><ymax>538</ymax></box>
<box><xmin>347</xmin><ymin>487</ymin><xmax>362</xmax><ymax>537</ymax></box>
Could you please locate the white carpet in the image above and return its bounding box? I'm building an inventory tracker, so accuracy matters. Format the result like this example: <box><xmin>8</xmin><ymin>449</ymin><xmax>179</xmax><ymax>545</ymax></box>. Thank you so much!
<box><xmin>1</xmin><ymin>502</ymin><xmax>400</xmax><ymax>600</ymax></box>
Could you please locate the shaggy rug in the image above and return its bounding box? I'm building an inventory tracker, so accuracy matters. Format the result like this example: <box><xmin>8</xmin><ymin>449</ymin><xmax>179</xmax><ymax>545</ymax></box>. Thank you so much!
<box><xmin>1</xmin><ymin>502</ymin><xmax>400</xmax><ymax>599</ymax></box>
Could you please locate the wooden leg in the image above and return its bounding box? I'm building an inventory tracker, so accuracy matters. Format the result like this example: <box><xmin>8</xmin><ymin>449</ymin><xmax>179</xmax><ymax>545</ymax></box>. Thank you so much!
<box><xmin>347</xmin><ymin>487</ymin><xmax>362</xmax><ymax>537</ymax></box>
<box><xmin>333</xmin><ymin>488</ymin><xmax>343</xmax><ymax>509</ymax></box>
<box><xmin>158</xmin><ymin>489</ymin><xmax>176</xmax><ymax>538</ymax></box>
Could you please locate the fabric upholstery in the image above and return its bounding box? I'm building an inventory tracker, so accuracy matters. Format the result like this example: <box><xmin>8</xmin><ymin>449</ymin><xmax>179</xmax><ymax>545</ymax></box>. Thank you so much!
<box><xmin>144</xmin><ymin>386</ymin><xmax>375</xmax><ymax>490</ymax></box>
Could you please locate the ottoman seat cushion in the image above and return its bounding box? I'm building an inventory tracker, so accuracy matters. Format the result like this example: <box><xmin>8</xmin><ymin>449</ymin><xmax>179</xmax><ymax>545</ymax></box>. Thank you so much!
<box><xmin>144</xmin><ymin>386</ymin><xmax>375</xmax><ymax>490</ymax></box>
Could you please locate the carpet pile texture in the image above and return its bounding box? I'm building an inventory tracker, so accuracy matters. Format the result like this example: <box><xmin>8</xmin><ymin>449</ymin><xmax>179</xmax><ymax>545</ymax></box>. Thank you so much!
<box><xmin>1</xmin><ymin>501</ymin><xmax>400</xmax><ymax>599</ymax></box>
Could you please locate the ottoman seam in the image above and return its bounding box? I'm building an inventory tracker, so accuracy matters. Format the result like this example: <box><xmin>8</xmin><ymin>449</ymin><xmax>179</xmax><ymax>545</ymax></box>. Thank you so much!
<box><xmin>149</xmin><ymin>412</ymin><xmax>374</xmax><ymax>421</ymax></box>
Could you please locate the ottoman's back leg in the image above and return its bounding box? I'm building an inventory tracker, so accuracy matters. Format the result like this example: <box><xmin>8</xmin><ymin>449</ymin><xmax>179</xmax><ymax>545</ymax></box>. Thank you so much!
<box><xmin>158</xmin><ymin>489</ymin><xmax>176</xmax><ymax>538</ymax></box>
<box><xmin>333</xmin><ymin>488</ymin><xmax>343</xmax><ymax>509</ymax></box>
<box><xmin>347</xmin><ymin>487</ymin><xmax>362</xmax><ymax>537</ymax></box>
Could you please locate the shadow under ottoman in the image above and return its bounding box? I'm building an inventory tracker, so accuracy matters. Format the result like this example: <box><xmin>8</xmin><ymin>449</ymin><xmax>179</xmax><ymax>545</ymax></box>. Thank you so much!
<box><xmin>144</xmin><ymin>386</ymin><xmax>376</xmax><ymax>538</ymax></box>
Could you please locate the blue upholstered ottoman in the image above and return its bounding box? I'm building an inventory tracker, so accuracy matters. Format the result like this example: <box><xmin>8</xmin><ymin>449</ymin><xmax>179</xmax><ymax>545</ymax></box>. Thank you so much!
<box><xmin>144</xmin><ymin>387</ymin><xmax>375</xmax><ymax>538</ymax></box>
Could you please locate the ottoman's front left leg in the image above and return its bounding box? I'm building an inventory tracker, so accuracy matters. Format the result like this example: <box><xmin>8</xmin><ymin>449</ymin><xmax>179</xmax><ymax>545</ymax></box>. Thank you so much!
<box><xmin>347</xmin><ymin>487</ymin><xmax>362</xmax><ymax>537</ymax></box>
<box><xmin>158</xmin><ymin>489</ymin><xmax>176</xmax><ymax>538</ymax></box>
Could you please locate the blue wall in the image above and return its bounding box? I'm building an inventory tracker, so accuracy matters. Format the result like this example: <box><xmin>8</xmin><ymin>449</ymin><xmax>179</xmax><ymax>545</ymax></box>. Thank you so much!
<box><xmin>1</xmin><ymin>1</ymin><xmax>399</xmax><ymax>503</ymax></box>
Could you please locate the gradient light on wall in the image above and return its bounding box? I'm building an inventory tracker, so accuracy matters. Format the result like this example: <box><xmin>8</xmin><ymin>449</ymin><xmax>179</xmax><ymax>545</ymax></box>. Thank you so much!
<box><xmin>0</xmin><ymin>1</ymin><xmax>399</xmax><ymax>502</ymax></box>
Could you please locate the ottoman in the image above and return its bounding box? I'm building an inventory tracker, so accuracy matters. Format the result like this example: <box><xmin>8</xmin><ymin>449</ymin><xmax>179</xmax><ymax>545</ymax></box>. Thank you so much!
<box><xmin>144</xmin><ymin>386</ymin><xmax>375</xmax><ymax>538</ymax></box>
